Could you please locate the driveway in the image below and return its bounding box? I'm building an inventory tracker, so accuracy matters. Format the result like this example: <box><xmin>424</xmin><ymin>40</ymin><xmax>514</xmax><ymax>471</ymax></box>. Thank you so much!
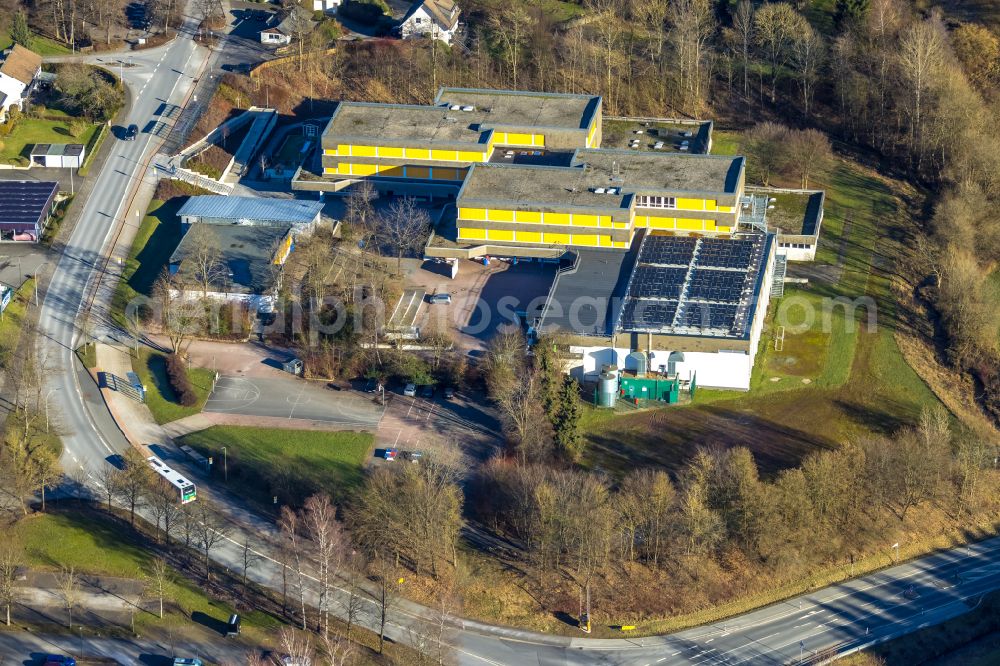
<box><xmin>205</xmin><ymin>374</ymin><xmax>384</xmax><ymax>429</ymax></box>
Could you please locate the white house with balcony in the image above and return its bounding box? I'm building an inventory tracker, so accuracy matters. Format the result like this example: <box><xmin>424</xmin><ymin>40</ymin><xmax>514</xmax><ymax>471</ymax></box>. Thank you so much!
<box><xmin>0</xmin><ymin>45</ymin><xmax>41</xmax><ymax>123</ymax></box>
<box><xmin>399</xmin><ymin>0</ymin><xmax>460</xmax><ymax>45</ymax></box>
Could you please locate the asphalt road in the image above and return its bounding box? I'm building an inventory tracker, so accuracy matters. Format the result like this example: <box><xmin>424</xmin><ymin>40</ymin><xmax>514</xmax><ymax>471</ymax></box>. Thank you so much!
<box><xmin>204</xmin><ymin>375</ymin><xmax>384</xmax><ymax>427</ymax></box>
<box><xmin>0</xmin><ymin>630</ymin><xmax>249</xmax><ymax>665</ymax></box>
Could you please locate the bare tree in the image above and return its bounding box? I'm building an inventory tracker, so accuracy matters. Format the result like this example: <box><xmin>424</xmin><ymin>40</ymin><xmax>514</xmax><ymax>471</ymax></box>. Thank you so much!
<box><xmin>666</xmin><ymin>0</ymin><xmax>715</xmax><ymax>112</ymax></box>
<box><xmin>732</xmin><ymin>0</ymin><xmax>755</xmax><ymax>98</ymax></box>
<box><xmin>301</xmin><ymin>493</ymin><xmax>345</xmax><ymax>639</ymax></box>
<box><xmin>898</xmin><ymin>14</ymin><xmax>947</xmax><ymax>170</ymax></box>
<box><xmin>153</xmin><ymin>271</ymin><xmax>203</xmax><ymax>354</ymax></box>
<box><xmin>754</xmin><ymin>2</ymin><xmax>807</xmax><ymax>102</ymax></box>
<box><xmin>119</xmin><ymin>448</ymin><xmax>153</xmax><ymax>527</ymax></box>
<box><xmin>278</xmin><ymin>627</ymin><xmax>315</xmax><ymax>664</ymax></box>
<box><xmin>378</xmin><ymin>197</ymin><xmax>431</xmax><ymax>273</ymax></box>
<box><xmin>146</xmin><ymin>557</ymin><xmax>170</xmax><ymax>619</ymax></box>
<box><xmin>0</xmin><ymin>547</ymin><xmax>21</xmax><ymax>626</ymax></box>
<box><xmin>370</xmin><ymin>554</ymin><xmax>400</xmax><ymax>654</ymax></box>
<box><xmin>147</xmin><ymin>481</ymin><xmax>182</xmax><ymax>544</ymax></box>
<box><xmin>57</xmin><ymin>567</ymin><xmax>79</xmax><ymax>629</ymax></box>
<box><xmin>318</xmin><ymin>630</ymin><xmax>356</xmax><ymax>666</ymax></box>
<box><xmin>790</xmin><ymin>23</ymin><xmax>826</xmax><ymax>117</ymax></box>
<box><xmin>179</xmin><ymin>224</ymin><xmax>226</xmax><ymax>299</ymax></box>
<box><xmin>95</xmin><ymin>463</ymin><xmax>121</xmax><ymax>512</ymax></box>
<box><xmin>278</xmin><ymin>506</ymin><xmax>308</xmax><ymax>630</ymax></box>
<box><xmin>785</xmin><ymin>129</ymin><xmax>833</xmax><ymax>189</ymax></box>
<box><xmin>193</xmin><ymin>501</ymin><xmax>232</xmax><ymax>581</ymax></box>
<box><xmin>486</xmin><ymin>5</ymin><xmax>536</xmax><ymax>89</ymax></box>
<box><xmin>240</xmin><ymin>536</ymin><xmax>262</xmax><ymax>602</ymax></box>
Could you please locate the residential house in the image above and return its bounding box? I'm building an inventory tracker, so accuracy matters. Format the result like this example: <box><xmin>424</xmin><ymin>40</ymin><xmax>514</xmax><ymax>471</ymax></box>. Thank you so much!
<box><xmin>399</xmin><ymin>0</ymin><xmax>460</xmax><ymax>45</ymax></box>
<box><xmin>0</xmin><ymin>45</ymin><xmax>42</xmax><ymax>122</ymax></box>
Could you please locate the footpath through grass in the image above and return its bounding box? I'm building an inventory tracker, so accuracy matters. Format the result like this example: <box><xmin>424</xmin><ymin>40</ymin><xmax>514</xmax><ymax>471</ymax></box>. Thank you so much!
<box><xmin>178</xmin><ymin>426</ymin><xmax>373</xmax><ymax>508</ymax></box>
<box><xmin>132</xmin><ymin>348</ymin><xmax>215</xmax><ymax>424</ymax></box>
<box><xmin>9</xmin><ymin>507</ymin><xmax>282</xmax><ymax>639</ymax></box>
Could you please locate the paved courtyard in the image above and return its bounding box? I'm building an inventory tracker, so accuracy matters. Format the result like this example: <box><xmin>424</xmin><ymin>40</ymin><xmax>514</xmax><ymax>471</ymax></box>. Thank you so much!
<box><xmin>205</xmin><ymin>374</ymin><xmax>384</xmax><ymax>429</ymax></box>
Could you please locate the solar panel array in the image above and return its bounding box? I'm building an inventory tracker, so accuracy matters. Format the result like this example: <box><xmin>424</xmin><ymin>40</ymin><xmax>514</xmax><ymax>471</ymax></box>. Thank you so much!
<box><xmin>0</xmin><ymin>180</ymin><xmax>58</xmax><ymax>228</ymax></box>
<box><xmin>631</xmin><ymin>266</ymin><xmax>688</xmax><ymax>298</ymax></box>
<box><xmin>622</xmin><ymin>299</ymin><xmax>679</xmax><ymax>330</ymax></box>
<box><xmin>638</xmin><ymin>236</ymin><xmax>697</xmax><ymax>266</ymax></box>
<box><xmin>696</xmin><ymin>238</ymin><xmax>756</xmax><ymax>269</ymax></box>
<box><xmin>617</xmin><ymin>232</ymin><xmax>768</xmax><ymax>337</ymax></box>
<box><xmin>686</xmin><ymin>268</ymin><xmax>746</xmax><ymax>302</ymax></box>
<box><xmin>675</xmin><ymin>303</ymin><xmax>740</xmax><ymax>329</ymax></box>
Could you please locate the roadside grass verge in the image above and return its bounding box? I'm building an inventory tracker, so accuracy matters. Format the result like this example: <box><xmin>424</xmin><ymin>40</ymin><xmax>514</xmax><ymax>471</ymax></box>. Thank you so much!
<box><xmin>0</xmin><ymin>279</ymin><xmax>35</xmax><ymax>366</ymax></box>
<box><xmin>132</xmin><ymin>348</ymin><xmax>215</xmax><ymax>424</ymax></box>
<box><xmin>9</xmin><ymin>507</ymin><xmax>283</xmax><ymax>639</ymax></box>
<box><xmin>178</xmin><ymin>426</ymin><xmax>373</xmax><ymax>509</ymax></box>
<box><xmin>0</xmin><ymin>30</ymin><xmax>72</xmax><ymax>55</ymax></box>
<box><xmin>75</xmin><ymin>342</ymin><xmax>98</xmax><ymax>369</ymax></box>
<box><xmin>110</xmin><ymin>198</ymin><xmax>184</xmax><ymax>326</ymax></box>
<box><xmin>77</xmin><ymin>122</ymin><xmax>109</xmax><ymax>177</ymax></box>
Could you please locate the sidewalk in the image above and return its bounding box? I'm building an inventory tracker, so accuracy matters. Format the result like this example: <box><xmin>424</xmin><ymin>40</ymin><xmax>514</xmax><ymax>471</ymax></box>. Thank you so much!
<box><xmin>94</xmin><ymin>343</ymin><xmax>170</xmax><ymax>446</ymax></box>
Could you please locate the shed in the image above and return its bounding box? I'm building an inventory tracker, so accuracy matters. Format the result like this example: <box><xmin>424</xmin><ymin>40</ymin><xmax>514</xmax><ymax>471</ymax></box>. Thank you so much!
<box><xmin>30</xmin><ymin>143</ymin><xmax>85</xmax><ymax>168</ymax></box>
<box><xmin>283</xmin><ymin>358</ymin><xmax>303</xmax><ymax>375</ymax></box>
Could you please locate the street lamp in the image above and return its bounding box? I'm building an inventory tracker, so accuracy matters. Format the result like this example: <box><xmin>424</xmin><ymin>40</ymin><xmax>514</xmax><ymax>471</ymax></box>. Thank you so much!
<box><xmin>892</xmin><ymin>542</ymin><xmax>900</xmax><ymax>563</ymax></box>
<box><xmin>222</xmin><ymin>446</ymin><xmax>228</xmax><ymax>482</ymax></box>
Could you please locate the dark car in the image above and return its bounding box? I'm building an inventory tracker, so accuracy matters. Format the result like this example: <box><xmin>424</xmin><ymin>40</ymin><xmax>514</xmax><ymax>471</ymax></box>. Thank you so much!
<box><xmin>443</xmin><ymin>387</ymin><xmax>455</xmax><ymax>399</ymax></box>
<box><xmin>420</xmin><ymin>385</ymin><xmax>434</xmax><ymax>399</ymax></box>
<box><xmin>225</xmin><ymin>613</ymin><xmax>241</xmax><ymax>637</ymax></box>
<box><xmin>365</xmin><ymin>378</ymin><xmax>378</xmax><ymax>393</ymax></box>
<box><xmin>125</xmin><ymin>124</ymin><xmax>138</xmax><ymax>141</ymax></box>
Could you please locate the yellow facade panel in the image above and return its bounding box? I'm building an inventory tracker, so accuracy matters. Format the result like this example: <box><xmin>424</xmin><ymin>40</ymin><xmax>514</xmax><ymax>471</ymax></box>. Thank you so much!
<box><xmin>431</xmin><ymin>149</ymin><xmax>458</xmax><ymax>161</ymax></box>
<box><xmin>543</xmin><ymin>212</ymin><xmax>570</xmax><ymax>225</ymax></box>
<box><xmin>324</xmin><ymin>148</ymin><xmax>338</xmax><ymax>156</ymax></box>
<box><xmin>648</xmin><ymin>216</ymin><xmax>676</xmax><ymax>230</ymax></box>
<box><xmin>573</xmin><ymin>234</ymin><xmax>598</xmax><ymax>247</ymax></box>
<box><xmin>379</xmin><ymin>146</ymin><xmax>404</xmax><ymax>158</ymax></box>
<box><xmin>516</xmin><ymin>231</ymin><xmax>542</xmax><ymax>243</ymax></box>
<box><xmin>458</xmin><ymin>227</ymin><xmax>487</xmax><ymax>241</ymax></box>
<box><xmin>404</xmin><ymin>148</ymin><xmax>431</xmax><ymax>160</ymax></box>
<box><xmin>488</xmin><ymin>229</ymin><xmax>515</xmax><ymax>242</ymax></box>
<box><xmin>352</xmin><ymin>145</ymin><xmax>377</xmax><ymax>157</ymax></box>
<box><xmin>489</xmin><ymin>209</ymin><xmax>515</xmax><ymax>222</ymax></box>
<box><xmin>457</xmin><ymin>150</ymin><xmax>487</xmax><ymax>162</ymax></box>
<box><xmin>350</xmin><ymin>163</ymin><xmax>377</xmax><ymax>176</ymax></box>
<box><xmin>336</xmin><ymin>144</ymin><xmax>352</xmax><ymax>155</ymax></box>
<box><xmin>324</xmin><ymin>166</ymin><xmax>338</xmax><ymax>175</ymax></box>
<box><xmin>459</xmin><ymin>207</ymin><xmax>488</xmax><ymax>221</ymax></box>
<box><xmin>573</xmin><ymin>214</ymin><xmax>598</xmax><ymax>227</ymax></box>
<box><xmin>677</xmin><ymin>218</ymin><xmax>705</xmax><ymax>231</ymax></box>
<box><xmin>717</xmin><ymin>226</ymin><xmax>731</xmax><ymax>234</ymax></box>
<box><xmin>515</xmin><ymin>210</ymin><xmax>542</xmax><ymax>223</ymax></box>
<box><xmin>718</xmin><ymin>206</ymin><xmax>733</xmax><ymax>213</ymax></box>
<box><xmin>544</xmin><ymin>233</ymin><xmax>571</xmax><ymax>245</ymax></box>
<box><xmin>611</xmin><ymin>240</ymin><xmax>628</xmax><ymax>249</ymax></box>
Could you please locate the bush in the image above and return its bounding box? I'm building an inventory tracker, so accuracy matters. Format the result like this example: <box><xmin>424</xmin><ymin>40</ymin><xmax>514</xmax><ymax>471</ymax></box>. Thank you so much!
<box><xmin>165</xmin><ymin>353</ymin><xmax>198</xmax><ymax>406</ymax></box>
<box><xmin>338</xmin><ymin>0</ymin><xmax>389</xmax><ymax>25</ymax></box>
<box><xmin>68</xmin><ymin>118</ymin><xmax>88</xmax><ymax>138</ymax></box>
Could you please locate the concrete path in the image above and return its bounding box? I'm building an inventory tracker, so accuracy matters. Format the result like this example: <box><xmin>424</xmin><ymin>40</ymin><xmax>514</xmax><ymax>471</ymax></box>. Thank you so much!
<box><xmin>94</xmin><ymin>343</ymin><xmax>169</xmax><ymax>447</ymax></box>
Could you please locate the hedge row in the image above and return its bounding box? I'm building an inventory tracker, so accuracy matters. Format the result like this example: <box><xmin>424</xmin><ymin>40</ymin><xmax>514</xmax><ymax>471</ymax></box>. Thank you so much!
<box><xmin>165</xmin><ymin>353</ymin><xmax>198</xmax><ymax>407</ymax></box>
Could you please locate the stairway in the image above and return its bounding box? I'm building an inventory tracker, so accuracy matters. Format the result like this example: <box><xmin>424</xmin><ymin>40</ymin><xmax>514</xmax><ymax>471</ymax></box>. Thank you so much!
<box><xmin>771</xmin><ymin>254</ymin><xmax>787</xmax><ymax>298</ymax></box>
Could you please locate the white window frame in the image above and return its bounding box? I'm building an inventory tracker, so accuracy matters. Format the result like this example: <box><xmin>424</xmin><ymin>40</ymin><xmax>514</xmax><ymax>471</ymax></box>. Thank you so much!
<box><xmin>635</xmin><ymin>195</ymin><xmax>677</xmax><ymax>209</ymax></box>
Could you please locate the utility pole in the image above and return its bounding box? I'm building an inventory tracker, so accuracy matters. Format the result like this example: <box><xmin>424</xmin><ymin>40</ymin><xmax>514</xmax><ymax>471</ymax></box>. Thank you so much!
<box><xmin>222</xmin><ymin>446</ymin><xmax>228</xmax><ymax>482</ymax></box>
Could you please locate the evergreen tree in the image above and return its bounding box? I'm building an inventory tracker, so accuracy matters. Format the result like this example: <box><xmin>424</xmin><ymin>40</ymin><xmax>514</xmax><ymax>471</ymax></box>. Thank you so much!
<box><xmin>10</xmin><ymin>12</ymin><xmax>32</xmax><ymax>49</ymax></box>
<box><xmin>534</xmin><ymin>336</ymin><xmax>561</xmax><ymax>419</ymax></box>
<box><xmin>834</xmin><ymin>0</ymin><xmax>869</xmax><ymax>30</ymax></box>
<box><xmin>553</xmin><ymin>376</ymin><xmax>584</xmax><ymax>461</ymax></box>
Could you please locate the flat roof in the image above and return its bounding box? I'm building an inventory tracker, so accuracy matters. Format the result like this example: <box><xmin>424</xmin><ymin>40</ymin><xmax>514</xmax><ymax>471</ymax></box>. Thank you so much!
<box><xmin>747</xmin><ymin>188</ymin><xmax>825</xmax><ymax>237</ymax></box>
<box><xmin>325</xmin><ymin>88</ymin><xmax>601</xmax><ymax>149</ymax></box>
<box><xmin>170</xmin><ymin>224</ymin><xmax>291</xmax><ymax>294</ymax></box>
<box><xmin>178</xmin><ymin>196</ymin><xmax>322</xmax><ymax>225</ymax></box>
<box><xmin>30</xmin><ymin>143</ymin><xmax>84</xmax><ymax>157</ymax></box>
<box><xmin>539</xmin><ymin>246</ymin><xmax>639</xmax><ymax>336</ymax></box>
<box><xmin>0</xmin><ymin>180</ymin><xmax>57</xmax><ymax>232</ymax></box>
<box><xmin>601</xmin><ymin>118</ymin><xmax>713</xmax><ymax>154</ymax></box>
<box><xmin>435</xmin><ymin>88</ymin><xmax>600</xmax><ymax>131</ymax></box>
<box><xmin>457</xmin><ymin>150</ymin><xmax>744</xmax><ymax>213</ymax></box>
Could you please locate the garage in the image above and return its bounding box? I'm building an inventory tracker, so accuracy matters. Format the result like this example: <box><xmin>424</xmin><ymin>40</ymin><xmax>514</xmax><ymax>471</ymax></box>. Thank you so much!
<box><xmin>30</xmin><ymin>143</ymin><xmax>85</xmax><ymax>168</ymax></box>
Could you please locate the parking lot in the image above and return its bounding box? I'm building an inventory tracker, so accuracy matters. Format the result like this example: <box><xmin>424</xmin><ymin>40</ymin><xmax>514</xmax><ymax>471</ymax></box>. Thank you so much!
<box><xmin>0</xmin><ymin>246</ymin><xmax>52</xmax><ymax>290</ymax></box>
<box><xmin>373</xmin><ymin>387</ymin><xmax>501</xmax><ymax>468</ymax></box>
<box><xmin>205</xmin><ymin>375</ymin><xmax>385</xmax><ymax>429</ymax></box>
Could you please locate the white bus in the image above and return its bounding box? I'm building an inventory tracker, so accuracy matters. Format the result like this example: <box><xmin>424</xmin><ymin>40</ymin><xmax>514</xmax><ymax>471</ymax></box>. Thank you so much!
<box><xmin>147</xmin><ymin>456</ymin><xmax>197</xmax><ymax>504</ymax></box>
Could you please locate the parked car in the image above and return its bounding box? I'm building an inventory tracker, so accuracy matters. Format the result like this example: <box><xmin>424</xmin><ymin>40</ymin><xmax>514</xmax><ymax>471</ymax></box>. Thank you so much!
<box><xmin>402</xmin><ymin>450</ymin><xmax>423</xmax><ymax>463</ymax></box>
<box><xmin>443</xmin><ymin>387</ymin><xmax>455</xmax><ymax>399</ymax></box>
<box><xmin>365</xmin><ymin>378</ymin><xmax>378</xmax><ymax>393</ymax></box>
<box><xmin>403</xmin><ymin>383</ymin><xmax>417</xmax><ymax>397</ymax></box>
<box><xmin>420</xmin><ymin>385</ymin><xmax>434</xmax><ymax>399</ymax></box>
<box><xmin>428</xmin><ymin>293</ymin><xmax>452</xmax><ymax>304</ymax></box>
<box><xmin>383</xmin><ymin>448</ymin><xmax>398</xmax><ymax>461</ymax></box>
<box><xmin>225</xmin><ymin>613</ymin><xmax>241</xmax><ymax>637</ymax></box>
<box><xmin>125</xmin><ymin>124</ymin><xmax>138</xmax><ymax>140</ymax></box>
<box><xmin>173</xmin><ymin>659</ymin><xmax>203</xmax><ymax>666</ymax></box>
<box><xmin>280</xmin><ymin>657</ymin><xmax>312</xmax><ymax>666</ymax></box>
<box><xmin>44</xmin><ymin>658</ymin><xmax>76</xmax><ymax>666</ymax></box>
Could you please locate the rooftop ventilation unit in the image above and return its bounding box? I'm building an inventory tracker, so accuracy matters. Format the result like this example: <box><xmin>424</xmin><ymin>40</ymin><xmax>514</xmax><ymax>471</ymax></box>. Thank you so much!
<box><xmin>594</xmin><ymin>187</ymin><xmax>607</xmax><ymax>194</ymax></box>
<box><xmin>449</xmin><ymin>104</ymin><xmax>461</xmax><ymax>111</ymax></box>
<box><xmin>444</xmin><ymin>116</ymin><xmax>458</xmax><ymax>122</ymax></box>
<box><xmin>461</xmin><ymin>105</ymin><xmax>475</xmax><ymax>112</ymax></box>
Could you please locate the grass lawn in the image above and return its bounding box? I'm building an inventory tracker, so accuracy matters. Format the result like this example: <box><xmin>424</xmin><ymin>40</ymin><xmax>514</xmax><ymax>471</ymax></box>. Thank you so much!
<box><xmin>710</xmin><ymin>130</ymin><xmax>742</xmax><ymax>156</ymax></box>
<box><xmin>76</xmin><ymin>342</ymin><xmax>97</xmax><ymax>369</ymax></box>
<box><xmin>0</xmin><ymin>279</ymin><xmax>35</xmax><ymax>364</ymax></box>
<box><xmin>111</xmin><ymin>198</ymin><xmax>184</xmax><ymax>324</ymax></box>
<box><xmin>9</xmin><ymin>508</ymin><xmax>283</xmax><ymax>639</ymax></box>
<box><xmin>178</xmin><ymin>426</ymin><xmax>373</xmax><ymax>508</ymax></box>
<box><xmin>0</xmin><ymin>117</ymin><xmax>98</xmax><ymax>163</ymax></box>
<box><xmin>133</xmin><ymin>348</ymin><xmax>215</xmax><ymax>424</ymax></box>
<box><xmin>580</xmin><ymin>156</ymin><xmax>940</xmax><ymax>480</ymax></box>
<box><xmin>0</xmin><ymin>29</ymin><xmax>72</xmax><ymax>56</ymax></box>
